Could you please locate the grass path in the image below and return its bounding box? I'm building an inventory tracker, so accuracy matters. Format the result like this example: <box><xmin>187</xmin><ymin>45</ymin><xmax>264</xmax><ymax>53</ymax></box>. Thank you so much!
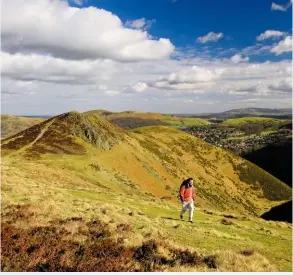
<box><xmin>4</xmin><ymin>118</ymin><xmax>56</xmax><ymax>159</ymax></box>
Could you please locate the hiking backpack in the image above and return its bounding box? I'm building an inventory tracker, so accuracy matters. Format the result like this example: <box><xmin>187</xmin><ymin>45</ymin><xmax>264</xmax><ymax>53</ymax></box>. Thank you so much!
<box><xmin>178</xmin><ymin>179</ymin><xmax>189</xmax><ymax>201</ymax></box>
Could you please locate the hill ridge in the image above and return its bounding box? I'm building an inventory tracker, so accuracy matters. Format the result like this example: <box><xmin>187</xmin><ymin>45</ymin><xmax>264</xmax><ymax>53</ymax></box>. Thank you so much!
<box><xmin>2</xmin><ymin>111</ymin><xmax>125</xmax><ymax>156</ymax></box>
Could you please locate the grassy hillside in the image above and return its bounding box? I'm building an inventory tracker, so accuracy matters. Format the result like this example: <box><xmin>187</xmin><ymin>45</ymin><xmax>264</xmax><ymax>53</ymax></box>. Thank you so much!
<box><xmin>191</xmin><ymin>108</ymin><xmax>292</xmax><ymax>120</ymax></box>
<box><xmin>86</xmin><ymin>110</ymin><xmax>210</xmax><ymax>129</ymax></box>
<box><xmin>219</xmin><ymin>117</ymin><xmax>290</xmax><ymax>134</ymax></box>
<box><xmin>1</xmin><ymin>111</ymin><xmax>292</xmax><ymax>271</ymax></box>
<box><xmin>2</xmin><ymin>111</ymin><xmax>124</xmax><ymax>157</ymax></box>
<box><xmin>1</xmin><ymin>115</ymin><xmax>45</xmax><ymax>139</ymax></box>
<box><xmin>220</xmin><ymin>117</ymin><xmax>289</xmax><ymax>126</ymax></box>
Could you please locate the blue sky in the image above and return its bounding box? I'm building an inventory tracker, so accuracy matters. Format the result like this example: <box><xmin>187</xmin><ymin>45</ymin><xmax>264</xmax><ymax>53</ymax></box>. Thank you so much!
<box><xmin>1</xmin><ymin>0</ymin><xmax>292</xmax><ymax>115</ymax></box>
<box><xmin>75</xmin><ymin>0</ymin><xmax>292</xmax><ymax>60</ymax></box>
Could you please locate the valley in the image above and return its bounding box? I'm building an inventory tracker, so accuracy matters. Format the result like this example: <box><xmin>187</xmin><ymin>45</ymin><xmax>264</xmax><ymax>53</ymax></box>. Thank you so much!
<box><xmin>184</xmin><ymin>118</ymin><xmax>292</xmax><ymax>187</ymax></box>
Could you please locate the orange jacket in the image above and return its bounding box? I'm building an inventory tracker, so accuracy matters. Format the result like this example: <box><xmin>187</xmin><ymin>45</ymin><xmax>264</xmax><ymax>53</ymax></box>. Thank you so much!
<box><xmin>180</xmin><ymin>185</ymin><xmax>195</xmax><ymax>202</ymax></box>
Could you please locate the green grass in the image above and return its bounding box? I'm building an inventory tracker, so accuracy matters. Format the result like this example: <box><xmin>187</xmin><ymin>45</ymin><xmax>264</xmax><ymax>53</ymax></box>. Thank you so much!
<box><xmin>234</xmin><ymin>161</ymin><xmax>292</xmax><ymax>202</ymax></box>
<box><xmin>260</xmin><ymin>130</ymin><xmax>278</xmax><ymax>135</ymax></box>
<box><xmin>220</xmin><ymin>117</ymin><xmax>288</xmax><ymax>126</ymax></box>
<box><xmin>4</xmin><ymin>168</ymin><xmax>291</xmax><ymax>271</ymax></box>
<box><xmin>225</xmin><ymin>135</ymin><xmax>251</xmax><ymax>141</ymax></box>
<box><xmin>224</xmin><ymin>130</ymin><xmax>278</xmax><ymax>141</ymax></box>
<box><xmin>87</xmin><ymin>192</ymin><xmax>292</xmax><ymax>271</ymax></box>
<box><xmin>218</xmin><ymin>117</ymin><xmax>291</xmax><ymax>135</ymax></box>
<box><xmin>90</xmin><ymin>110</ymin><xmax>210</xmax><ymax>130</ymax></box>
<box><xmin>1</xmin><ymin>116</ymin><xmax>292</xmax><ymax>271</ymax></box>
<box><xmin>163</xmin><ymin>118</ymin><xmax>210</xmax><ymax>128</ymax></box>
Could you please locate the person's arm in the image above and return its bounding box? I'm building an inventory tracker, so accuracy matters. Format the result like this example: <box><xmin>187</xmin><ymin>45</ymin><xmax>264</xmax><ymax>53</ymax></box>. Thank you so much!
<box><xmin>192</xmin><ymin>187</ymin><xmax>196</xmax><ymax>202</ymax></box>
<box><xmin>179</xmin><ymin>185</ymin><xmax>185</xmax><ymax>203</ymax></box>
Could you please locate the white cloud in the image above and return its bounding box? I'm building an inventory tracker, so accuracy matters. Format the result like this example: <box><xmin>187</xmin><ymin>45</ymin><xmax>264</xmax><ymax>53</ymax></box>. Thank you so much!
<box><xmin>238</xmin><ymin>98</ymin><xmax>261</xmax><ymax>103</ymax></box>
<box><xmin>240</xmin><ymin>44</ymin><xmax>273</xmax><ymax>56</ymax></box>
<box><xmin>271</xmin><ymin>2</ymin><xmax>287</xmax><ymax>11</ymax></box>
<box><xmin>3</xmin><ymin>48</ymin><xmax>291</xmax><ymax>104</ymax></box>
<box><xmin>98</xmin><ymin>85</ymin><xmax>108</xmax><ymax>90</ymax></box>
<box><xmin>132</xmin><ymin>82</ymin><xmax>148</xmax><ymax>93</ymax></box>
<box><xmin>1</xmin><ymin>51</ymin><xmax>119</xmax><ymax>85</ymax></box>
<box><xmin>125</xmin><ymin>18</ymin><xmax>155</xmax><ymax>30</ymax></box>
<box><xmin>225</xmin><ymin>82</ymin><xmax>270</xmax><ymax>96</ymax></box>
<box><xmin>1</xmin><ymin>0</ymin><xmax>291</xmax><ymax>115</ymax></box>
<box><xmin>1</xmin><ymin>0</ymin><xmax>174</xmax><ymax>62</ymax></box>
<box><xmin>231</xmin><ymin>54</ymin><xmax>249</xmax><ymax>64</ymax></box>
<box><xmin>257</xmin><ymin>30</ymin><xmax>286</xmax><ymax>41</ymax></box>
<box><xmin>271</xmin><ymin>36</ymin><xmax>292</xmax><ymax>55</ymax></box>
<box><xmin>124</xmin><ymin>82</ymin><xmax>148</xmax><ymax>93</ymax></box>
<box><xmin>70</xmin><ymin>0</ymin><xmax>83</xmax><ymax>6</ymax></box>
<box><xmin>151</xmin><ymin>64</ymin><xmax>227</xmax><ymax>91</ymax></box>
<box><xmin>197</xmin><ymin>32</ymin><xmax>224</xmax><ymax>43</ymax></box>
<box><xmin>184</xmin><ymin>99</ymin><xmax>195</xmax><ymax>103</ymax></box>
<box><xmin>149</xmin><ymin>60</ymin><xmax>292</xmax><ymax>98</ymax></box>
<box><xmin>158</xmin><ymin>66</ymin><xmax>223</xmax><ymax>85</ymax></box>
<box><xmin>105</xmin><ymin>90</ymin><xmax>120</xmax><ymax>96</ymax></box>
<box><xmin>268</xmin><ymin>78</ymin><xmax>292</xmax><ymax>92</ymax></box>
<box><xmin>15</xmin><ymin>80</ymin><xmax>38</xmax><ymax>90</ymax></box>
<box><xmin>271</xmin><ymin>1</ymin><xmax>292</xmax><ymax>11</ymax></box>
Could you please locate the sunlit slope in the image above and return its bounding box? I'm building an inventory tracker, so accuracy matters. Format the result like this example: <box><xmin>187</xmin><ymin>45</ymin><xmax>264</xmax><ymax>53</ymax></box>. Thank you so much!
<box><xmin>85</xmin><ymin>110</ymin><xmax>210</xmax><ymax>129</ymax></box>
<box><xmin>1</xmin><ymin>115</ymin><xmax>45</xmax><ymax>139</ymax></box>
<box><xmin>128</xmin><ymin>126</ymin><xmax>291</xmax><ymax>213</ymax></box>
<box><xmin>219</xmin><ymin>117</ymin><xmax>289</xmax><ymax>127</ymax></box>
<box><xmin>2</xmin><ymin>114</ymin><xmax>291</xmax><ymax>216</ymax></box>
<box><xmin>1</xmin><ymin>111</ymin><xmax>125</xmax><ymax>157</ymax></box>
<box><xmin>1</xmin><ymin>113</ymin><xmax>292</xmax><ymax>271</ymax></box>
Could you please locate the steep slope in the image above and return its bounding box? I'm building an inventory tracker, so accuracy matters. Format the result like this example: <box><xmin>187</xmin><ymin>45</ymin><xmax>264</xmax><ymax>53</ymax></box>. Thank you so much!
<box><xmin>128</xmin><ymin>126</ymin><xmax>291</xmax><ymax>213</ymax></box>
<box><xmin>1</xmin><ymin>115</ymin><xmax>45</xmax><ymax>139</ymax></box>
<box><xmin>1</xmin><ymin>113</ymin><xmax>292</xmax><ymax>271</ymax></box>
<box><xmin>2</xmin><ymin>111</ymin><xmax>125</xmax><ymax>157</ymax></box>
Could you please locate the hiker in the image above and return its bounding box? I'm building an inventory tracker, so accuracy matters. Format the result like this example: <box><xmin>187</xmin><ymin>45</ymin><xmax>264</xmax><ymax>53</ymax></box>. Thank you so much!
<box><xmin>179</xmin><ymin>178</ymin><xmax>195</xmax><ymax>223</ymax></box>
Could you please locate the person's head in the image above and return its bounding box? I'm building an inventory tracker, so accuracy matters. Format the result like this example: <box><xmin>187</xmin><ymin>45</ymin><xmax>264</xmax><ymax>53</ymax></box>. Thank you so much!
<box><xmin>188</xmin><ymin>177</ymin><xmax>194</xmax><ymax>186</ymax></box>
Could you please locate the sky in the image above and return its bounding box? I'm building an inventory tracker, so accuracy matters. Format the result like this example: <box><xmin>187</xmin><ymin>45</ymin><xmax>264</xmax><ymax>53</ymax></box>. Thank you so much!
<box><xmin>1</xmin><ymin>0</ymin><xmax>292</xmax><ymax>115</ymax></box>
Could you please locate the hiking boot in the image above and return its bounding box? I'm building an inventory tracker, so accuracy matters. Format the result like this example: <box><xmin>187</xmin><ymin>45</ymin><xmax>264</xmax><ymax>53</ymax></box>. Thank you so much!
<box><xmin>180</xmin><ymin>214</ymin><xmax>183</xmax><ymax>220</ymax></box>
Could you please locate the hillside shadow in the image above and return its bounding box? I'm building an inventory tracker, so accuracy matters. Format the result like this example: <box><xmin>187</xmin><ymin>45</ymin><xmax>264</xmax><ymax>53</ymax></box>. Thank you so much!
<box><xmin>243</xmin><ymin>139</ymin><xmax>292</xmax><ymax>188</ymax></box>
<box><xmin>261</xmin><ymin>200</ymin><xmax>292</xmax><ymax>223</ymax></box>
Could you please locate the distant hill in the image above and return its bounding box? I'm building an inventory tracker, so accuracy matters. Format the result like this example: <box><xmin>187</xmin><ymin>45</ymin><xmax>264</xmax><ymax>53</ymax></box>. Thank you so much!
<box><xmin>85</xmin><ymin>110</ymin><xmax>210</xmax><ymax>129</ymax></box>
<box><xmin>219</xmin><ymin>116</ymin><xmax>289</xmax><ymax>126</ymax></box>
<box><xmin>1</xmin><ymin>115</ymin><xmax>45</xmax><ymax>139</ymax></box>
<box><xmin>22</xmin><ymin>115</ymin><xmax>52</xmax><ymax>119</ymax></box>
<box><xmin>222</xmin><ymin>108</ymin><xmax>292</xmax><ymax>116</ymax></box>
<box><xmin>181</xmin><ymin>108</ymin><xmax>292</xmax><ymax>120</ymax></box>
<box><xmin>218</xmin><ymin>117</ymin><xmax>290</xmax><ymax>134</ymax></box>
